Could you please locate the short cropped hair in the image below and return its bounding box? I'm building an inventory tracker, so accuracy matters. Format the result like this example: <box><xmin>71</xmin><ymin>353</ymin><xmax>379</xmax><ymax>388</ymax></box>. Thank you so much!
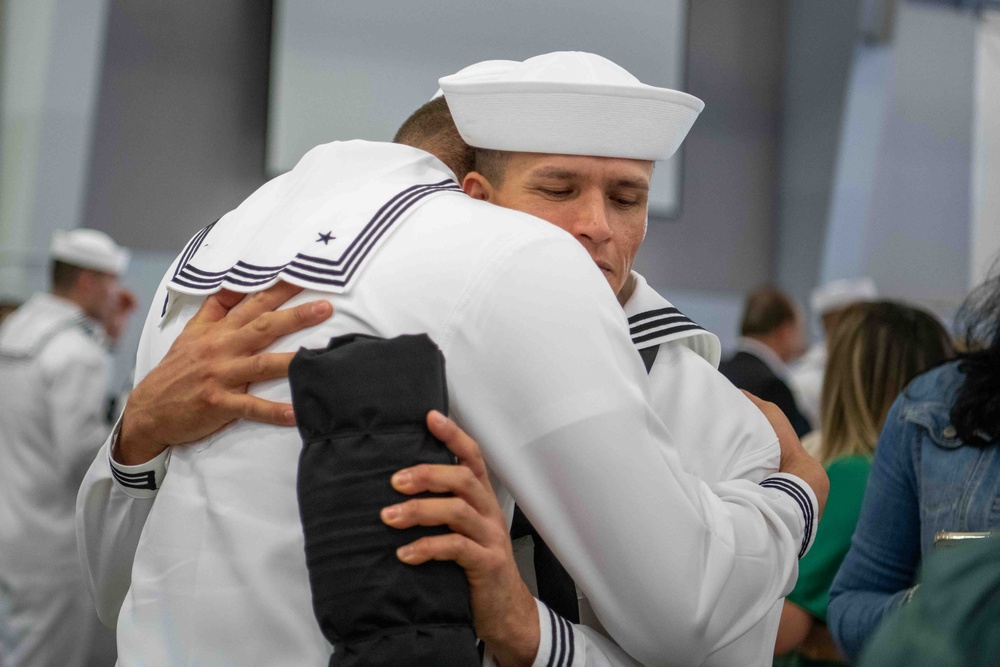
<box><xmin>740</xmin><ymin>286</ymin><xmax>797</xmax><ymax>337</ymax></box>
<box><xmin>393</xmin><ymin>97</ymin><xmax>476</xmax><ymax>180</ymax></box>
<box><xmin>472</xmin><ymin>148</ymin><xmax>513</xmax><ymax>187</ymax></box>
<box><xmin>50</xmin><ymin>260</ymin><xmax>84</xmax><ymax>294</ymax></box>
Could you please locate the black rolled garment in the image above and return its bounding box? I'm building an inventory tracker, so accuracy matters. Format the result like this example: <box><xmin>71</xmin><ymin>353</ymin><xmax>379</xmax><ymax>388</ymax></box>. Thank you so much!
<box><xmin>289</xmin><ymin>333</ymin><xmax>479</xmax><ymax>667</ymax></box>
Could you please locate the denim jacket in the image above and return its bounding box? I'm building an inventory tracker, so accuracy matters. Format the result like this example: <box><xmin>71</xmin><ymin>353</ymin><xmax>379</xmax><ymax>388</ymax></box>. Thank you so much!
<box><xmin>827</xmin><ymin>360</ymin><xmax>1000</xmax><ymax>660</ymax></box>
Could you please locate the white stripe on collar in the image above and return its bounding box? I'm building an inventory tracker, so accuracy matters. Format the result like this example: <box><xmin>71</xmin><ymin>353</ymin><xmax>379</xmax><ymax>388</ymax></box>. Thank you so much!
<box><xmin>622</xmin><ymin>272</ymin><xmax>721</xmax><ymax>368</ymax></box>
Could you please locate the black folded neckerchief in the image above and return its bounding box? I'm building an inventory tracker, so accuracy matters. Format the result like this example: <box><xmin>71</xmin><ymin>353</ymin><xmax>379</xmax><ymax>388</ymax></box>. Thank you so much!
<box><xmin>290</xmin><ymin>333</ymin><xmax>479</xmax><ymax>667</ymax></box>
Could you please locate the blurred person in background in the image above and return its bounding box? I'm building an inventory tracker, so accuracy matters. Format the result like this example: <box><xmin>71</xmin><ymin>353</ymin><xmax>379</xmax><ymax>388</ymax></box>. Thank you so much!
<box><xmin>790</xmin><ymin>278</ymin><xmax>878</xmax><ymax>430</ymax></box>
<box><xmin>0</xmin><ymin>300</ymin><xmax>20</xmax><ymax>325</ymax></box>
<box><xmin>720</xmin><ymin>286</ymin><xmax>812</xmax><ymax>437</ymax></box>
<box><xmin>826</xmin><ymin>269</ymin><xmax>1000</xmax><ymax>661</ymax></box>
<box><xmin>0</xmin><ymin>229</ymin><xmax>137</xmax><ymax>667</ymax></box>
<box><xmin>773</xmin><ymin>301</ymin><xmax>953</xmax><ymax>666</ymax></box>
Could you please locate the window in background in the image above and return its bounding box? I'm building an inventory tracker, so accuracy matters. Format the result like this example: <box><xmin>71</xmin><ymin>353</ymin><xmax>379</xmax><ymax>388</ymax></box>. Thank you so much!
<box><xmin>267</xmin><ymin>0</ymin><xmax>688</xmax><ymax>217</ymax></box>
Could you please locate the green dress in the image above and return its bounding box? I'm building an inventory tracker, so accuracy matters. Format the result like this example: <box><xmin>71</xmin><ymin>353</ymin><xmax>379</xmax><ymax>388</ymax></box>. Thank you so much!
<box><xmin>774</xmin><ymin>455</ymin><xmax>871</xmax><ymax>667</ymax></box>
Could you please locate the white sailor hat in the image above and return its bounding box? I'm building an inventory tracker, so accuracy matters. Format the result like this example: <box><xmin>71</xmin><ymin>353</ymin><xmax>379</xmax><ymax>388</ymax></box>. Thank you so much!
<box><xmin>431</xmin><ymin>60</ymin><xmax>519</xmax><ymax>100</ymax></box>
<box><xmin>810</xmin><ymin>277</ymin><xmax>877</xmax><ymax>315</ymax></box>
<box><xmin>50</xmin><ymin>228</ymin><xmax>130</xmax><ymax>275</ymax></box>
<box><xmin>438</xmin><ymin>51</ymin><xmax>704</xmax><ymax>161</ymax></box>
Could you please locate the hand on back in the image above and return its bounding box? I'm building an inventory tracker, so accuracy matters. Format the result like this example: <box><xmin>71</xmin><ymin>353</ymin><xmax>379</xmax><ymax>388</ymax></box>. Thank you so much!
<box><xmin>382</xmin><ymin>411</ymin><xmax>541</xmax><ymax>667</ymax></box>
<box><xmin>114</xmin><ymin>282</ymin><xmax>332</xmax><ymax>465</ymax></box>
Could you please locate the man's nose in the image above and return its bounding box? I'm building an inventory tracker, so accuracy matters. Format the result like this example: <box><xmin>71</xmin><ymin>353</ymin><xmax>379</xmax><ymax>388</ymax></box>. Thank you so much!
<box><xmin>572</xmin><ymin>192</ymin><xmax>612</xmax><ymax>243</ymax></box>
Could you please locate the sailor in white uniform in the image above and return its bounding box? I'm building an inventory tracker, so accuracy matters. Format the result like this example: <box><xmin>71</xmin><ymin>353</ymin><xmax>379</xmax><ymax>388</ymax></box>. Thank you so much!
<box><xmin>77</xmin><ymin>53</ymin><xmax>823</xmax><ymax>666</ymax></box>
<box><xmin>788</xmin><ymin>277</ymin><xmax>878</xmax><ymax>430</ymax></box>
<box><xmin>446</xmin><ymin>55</ymin><xmax>791</xmax><ymax>664</ymax></box>
<box><xmin>510</xmin><ymin>269</ymin><xmax>788</xmax><ymax>666</ymax></box>
<box><xmin>0</xmin><ymin>229</ymin><xmax>133</xmax><ymax>667</ymax></box>
<box><xmin>615</xmin><ymin>273</ymin><xmax>786</xmax><ymax>665</ymax></box>
<box><xmin>623</xmin><ymin>272</ymin><xmax>781</xmax><ymax>484</ymax></box>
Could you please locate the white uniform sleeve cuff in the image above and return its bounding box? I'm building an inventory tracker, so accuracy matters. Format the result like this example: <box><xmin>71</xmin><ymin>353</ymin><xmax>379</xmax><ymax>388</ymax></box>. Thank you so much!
<box><xmin>531</xmin><ymin>598</ymin><xmax>580</xmax><ymax>667</ymax></box>
<box><xmin>107</xmin><ymin>420</ymin><xmax>168</xmax><ymax>499</ymax></box>
<box><xmin>759</xmin><ymin>472</ymin><xmax>818</xmax><ymax>558</ymax></box>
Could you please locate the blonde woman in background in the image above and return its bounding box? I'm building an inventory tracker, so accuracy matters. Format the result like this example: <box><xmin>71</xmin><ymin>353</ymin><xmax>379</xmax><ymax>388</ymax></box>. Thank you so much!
<box><xmin>773</xmin><ymin>301</ymin><xmax>953</xmax><ymax>666</ymax></box>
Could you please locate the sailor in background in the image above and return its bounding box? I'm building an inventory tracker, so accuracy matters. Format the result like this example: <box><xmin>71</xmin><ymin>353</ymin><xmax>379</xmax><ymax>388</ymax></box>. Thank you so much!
<box><xmin>77</xmin><ymin>53</ymin><xmax>825</xmax><ymax>666</ymax></box>
<box><xmin>0</xmin><ymin>229</ymin><xmax>136</xmax><ymax>667</ymax></box>
<box><xmin>789</xmin><ymin>278</ymin><xmax>878</xmax><ymax>433</ymax></box>
<box><xmin>450</xmin><ymin>58</ymin><xmax>792</xmax><ymax>663</ymax></box>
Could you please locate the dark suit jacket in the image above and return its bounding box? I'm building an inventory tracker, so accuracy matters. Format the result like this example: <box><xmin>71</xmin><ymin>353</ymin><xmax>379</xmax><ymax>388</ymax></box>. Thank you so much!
<box><xmin>718</xmin><ymin>349</ymin><xmax>813</xmax><ymax>437</ymax></box>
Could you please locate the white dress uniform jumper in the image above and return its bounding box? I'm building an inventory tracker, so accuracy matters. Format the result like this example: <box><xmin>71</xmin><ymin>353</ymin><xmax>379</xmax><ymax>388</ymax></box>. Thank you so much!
<box><xmin>77</xmin><ymin>141</ymin><xmax>817</xmax><ymax>667</ymax></box>
<box><xmin>0</xmin><ymin>294</ymin><xmax>114</xmax><ymax>667</ymax></box>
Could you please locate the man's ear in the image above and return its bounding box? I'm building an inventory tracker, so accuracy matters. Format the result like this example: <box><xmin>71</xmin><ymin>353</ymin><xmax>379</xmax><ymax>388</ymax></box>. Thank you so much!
<box><xmin>462</xmin><ymin>172</ymin><xmax>494</xmax><ymax>201</ymax></box>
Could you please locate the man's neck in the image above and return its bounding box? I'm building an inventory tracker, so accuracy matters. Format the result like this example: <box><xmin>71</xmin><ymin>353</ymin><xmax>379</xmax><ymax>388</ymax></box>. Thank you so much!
<box><xmin>616</xmin><ymin>273</ymin><xmax>636</xmax><ymax>307</ymax></box>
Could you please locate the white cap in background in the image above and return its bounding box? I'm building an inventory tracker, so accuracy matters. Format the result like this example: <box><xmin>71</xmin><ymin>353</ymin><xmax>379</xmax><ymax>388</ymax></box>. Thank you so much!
<box><xmin>810</xmin><ymin>277</ymin><xmax>878</xmax><ymax>315</ymax></box>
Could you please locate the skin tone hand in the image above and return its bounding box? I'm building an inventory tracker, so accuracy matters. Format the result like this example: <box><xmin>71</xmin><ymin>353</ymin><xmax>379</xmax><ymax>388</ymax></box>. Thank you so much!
<box><xmin>381</xmin><ymin>411</ymin><xmax>540</xmax><ymax>667</ymax></box>
<box><xmin>379</xmin><ymin>399</ymin><xmax>822</xmax><ymax>667</ymax></box>
<box><xmin>103</xmin><ymin>286</ymin><xmax>139</xmax><ymax>343</ymax></box>
<box><xmin>114</xmin><ymin>282</ymin><xmax>333</xmax><ymax>465</ymax></box>
<box><xmin>742</xmin><ymin>390</ymin><xmax>830</xmax><ymax>516</ymax></box>
<box><xmin>774</xmin><ymin>600</ymin><xmax>844</xmax><ymax>662</ymax></box>
<box><xmin>774</xmin><ymin>599</ymin><xmax>812</xmax><ymax>655</ymax></box>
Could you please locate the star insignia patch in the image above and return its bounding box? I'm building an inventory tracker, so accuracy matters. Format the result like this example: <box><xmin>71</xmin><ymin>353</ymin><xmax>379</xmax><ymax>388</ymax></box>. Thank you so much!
<box><xmin>317</xmin><ymin>231</ymin><xmax>335</xmax><ymax>245</ymax></box>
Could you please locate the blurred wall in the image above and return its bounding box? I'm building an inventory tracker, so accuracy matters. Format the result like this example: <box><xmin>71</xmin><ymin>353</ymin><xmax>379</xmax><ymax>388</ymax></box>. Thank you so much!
<box><xmin>0</xmin><ymin>0</ymin><xmax>110</xmax><ymax>298</ymax></box>
<box><xmin>855</xmin><ymin>3</ymin><xmax>974</xmax><ymax>308</ymax></box>
<box><xmin>83</xmin><ymin>0</ymin><xmax>273</xmax><ymax>253</ymax></box>
<box><xmin>774</xmin><ymin>0</ymin><xmax>861</xmax><ymax>308</ymax></box>
<box><xmin>80</xmin><ymin>0</ymin><xmax>273</xmax><ymax>388</ymax></box>
<box><xmin>268</xmin><ymin>0</ymin><xmax>688</xmax><ymax>217</ymax></box>
<box><xmin>822</xmin><ymin>1</ymin><xmax>977</xmax><ymax>321</ymax></box>
<box><xmin>635</xmin><ymin>0</ymin><xmax>788</xmax><ymax>297</ymax></box>
<box><xmin>633</xmin><ymin>0</ymin><xmax>791</xmax><ymax>351</ymax></box>
<box><xmin>971</xmin><ymin>9</ymin><xmax>1000</xmax><ymax>287</ymax></box>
